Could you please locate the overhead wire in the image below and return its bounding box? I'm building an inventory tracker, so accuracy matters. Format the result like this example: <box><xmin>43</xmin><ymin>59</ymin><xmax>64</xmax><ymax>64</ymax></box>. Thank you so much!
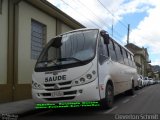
<box><xmin>74</xmin><ymin>0</ymin><xmax>126</xmax><ymax>42</ymax></box>
<box><xmin>60</xmin><ymin>0</ymin><xmax>103</xmax><ymax>29</ymax></box>
<box><xmin>59</xmin><ymin>0</ymin><xmax>143</xmax><ymax>46</ymax></box>
<box><xmin>97</xmin><ymin>0</ymin><xmax>154</xmax><ymax>45</ymax></box>
<box><xmin>60</xmin><ymin>0</ymin><xmax>153</xmax><ymax>56</ymax></box>
<box><xmin>74</xmin><ymin>0</ymin><xmax>111</xmax><ymax>28</ymax></box>
<box><xmin>96</xmin><ymin>0</ymin><xmax>128</xmax><ymax>29</ymax></box>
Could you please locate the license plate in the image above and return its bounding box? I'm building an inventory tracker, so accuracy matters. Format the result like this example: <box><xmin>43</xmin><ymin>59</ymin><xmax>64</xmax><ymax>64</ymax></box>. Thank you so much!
<box><xmin>51</xmin><ymin>91</ymin><xmax>64</xmax><ymax>97</ymax></box>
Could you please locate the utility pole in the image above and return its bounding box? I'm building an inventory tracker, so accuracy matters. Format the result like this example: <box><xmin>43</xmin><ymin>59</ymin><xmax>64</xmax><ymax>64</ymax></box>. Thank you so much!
<box><xmin>127</xmin><ymin>24</ymin><xmax>130</xmax><ymax>44</ymax></box>
<box><xmin>111</xmin><ymin>18</ymin><xmax>113</xmax><ymax>37</ymax></box>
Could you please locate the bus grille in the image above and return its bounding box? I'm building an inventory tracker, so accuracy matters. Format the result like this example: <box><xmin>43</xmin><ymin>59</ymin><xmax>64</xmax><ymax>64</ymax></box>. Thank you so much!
<box><xmin>45</xmin><ymin>87</ymin><xmax>71</xmax><ymax>91</ymax></box>
<box><xmin>44</xmin><ymin>81</ymin><xmax>72</xmax><ymax>91</ymax></box>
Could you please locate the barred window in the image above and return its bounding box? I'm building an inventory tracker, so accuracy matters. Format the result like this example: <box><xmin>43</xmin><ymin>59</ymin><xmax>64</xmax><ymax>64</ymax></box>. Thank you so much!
<box><xmin>31</xmin><ymin>20</ymin><xmax>46</xmax><ymax>60</ymax></box>
<box><xmin>0</xmin><ymin>0</ymin><xmax>2</xmax><ymax>14</ymax></box>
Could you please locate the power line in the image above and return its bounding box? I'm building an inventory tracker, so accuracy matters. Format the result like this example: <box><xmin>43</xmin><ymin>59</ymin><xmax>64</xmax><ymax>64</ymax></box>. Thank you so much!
<box><xmin>96</xmin><ymin>0</ymin><xmax>128</xmax><ymax>29</ymax></box>
<box><xmin>59</xmin><ymin>0</ymin><xmax>127</xmax><ymax>44</ymax></box>
<box><xmin>112</xmin><ymin>30</ymin><xmax>126</xmax><ymax>45</ymax></box>
<box><xmin>75</xmin><ymin>0</ymin><xmax>110</xmax><ymax>28</ymax></box>
<box><xmin>61</xmin><ymin>0</ymin><xmax>103</xmax><ymax>29</ymax></box>
<box><xmin>74</xmin><ymin>0</ymin><xmax>126</xmax><ymax>39</ymax></box>
<box><xmin>101</xmin><ymin>5</ymin><xmax>153</xmax><ymax>45</ymax></box>
<box><xmin>61</xmin><ymin>0</ymin><xmax>153</xmax><ymax>50</ymax></box>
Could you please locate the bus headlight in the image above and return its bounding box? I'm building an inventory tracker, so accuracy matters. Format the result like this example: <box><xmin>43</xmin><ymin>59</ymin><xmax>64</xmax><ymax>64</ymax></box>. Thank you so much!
<box><xmin>75</xmin><ymin>80</ymin><xmax>79</xmax><ymax>84</ymax></box>
<box><xmin>72</xmin><ymin>70</ymin><xmax>97</xmax><ymax>86</ymax></box>
<box><xmin>32</xmin><ymin>81</ymin><xmax>42</xmax><ymax>89</ymax></box>
<box><xmin>86</xmin><ymin>74</ymin><xmax>92</xmax><ymax>79</ymax></box>
<box><xmin>80</xmin><ymin>78</ymin><xmax>85</xmax><ymax>83</ymax></box>
<box><xmin>92</xmin><ymin>70</ymin><xmax>96</xmax><ymax>75</ymax></box>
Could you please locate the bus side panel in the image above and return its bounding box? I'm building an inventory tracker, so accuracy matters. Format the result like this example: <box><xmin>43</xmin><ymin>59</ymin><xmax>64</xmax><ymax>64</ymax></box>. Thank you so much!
<box><xmin>98</xmin><ymin>59</ymin><xmax>135</xmax><ymax>99</ymax></box>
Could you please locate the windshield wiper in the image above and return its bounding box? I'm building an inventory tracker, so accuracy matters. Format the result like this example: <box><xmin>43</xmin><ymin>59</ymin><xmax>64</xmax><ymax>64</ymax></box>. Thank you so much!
<box><xmin>37</xmin><ymin>59</ymin><xmax>59</xmax><ymax>65</ymax></box>
<box><xmin>37</xmin><ymin>57</ymin><xmax>84</xmax><ymax>65</ymax></box>
<box><xmin>57</xmin><ymin>57</ymin><xmax>84</xmax><ymax>63</ymax></box>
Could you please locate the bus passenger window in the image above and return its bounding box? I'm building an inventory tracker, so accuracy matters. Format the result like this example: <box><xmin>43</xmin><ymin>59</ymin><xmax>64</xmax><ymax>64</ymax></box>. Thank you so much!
<box><xmin>115</xmin><ymin>43</ymin><xmax>124</xmax><ymax>64</ymax></box>
<box><xmin>128</xmin><ymin>54</ymin><xmax>132</xmax><ymax>66</ymax></box>
<box><xmin>122</xmin><ymin>49</ymin><xmax>129</xmax><ymax>66</ymax></box>
<box><xmin>131</xmin><ymin>55</ymin><xmax>136</xmax><ymax>68</ymax></box>
<box><xmin>108</xmin><ymin>39</ymin><xmax>117</xmax><ymax>61</ymax></box>
<box><xmin>98</xmin><ymin>37</ymin><xmax>109</xmax><ymax>64</ymax></box>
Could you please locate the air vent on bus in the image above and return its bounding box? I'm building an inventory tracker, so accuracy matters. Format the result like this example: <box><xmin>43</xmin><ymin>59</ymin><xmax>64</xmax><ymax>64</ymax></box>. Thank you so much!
<box><xmin>45</xmin><ymin>87</ymin><xmax>71</xmax><ymax>91</ymax></box>
<box><xmin>44</xmin><ymin>96</ymin><xmax>75</xmax><ymax>101</ymax></box>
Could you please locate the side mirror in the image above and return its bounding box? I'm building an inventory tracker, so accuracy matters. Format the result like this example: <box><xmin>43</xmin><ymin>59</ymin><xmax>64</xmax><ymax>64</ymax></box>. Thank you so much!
<box><xmin>100</xmin><ymin>30</ymin><xmax>110</xmax><ymax>44</ymax></box>
<box><xmin>51</xmin><ymin>37</ymin><xmax>62</xmax><ymax>48</ymax></box>
<box><xmin>103</xmin><ymin>34</ymin><xmax>110</xmax><ymax>44</ymax></box>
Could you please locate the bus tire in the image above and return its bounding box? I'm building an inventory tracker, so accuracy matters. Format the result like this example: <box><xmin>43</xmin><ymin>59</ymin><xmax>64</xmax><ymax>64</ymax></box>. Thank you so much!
<box><xmin>101</xmin><ymin>84</ymin><xmax>114</xmax><ymax>109</ymax></box>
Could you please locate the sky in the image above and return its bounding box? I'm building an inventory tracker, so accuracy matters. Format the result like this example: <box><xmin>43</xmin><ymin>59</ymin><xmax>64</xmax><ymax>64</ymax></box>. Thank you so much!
<box><xmin>47</xmin><ymin>0</ymin><xmax>160</xmax><ymax>66</ymax></box>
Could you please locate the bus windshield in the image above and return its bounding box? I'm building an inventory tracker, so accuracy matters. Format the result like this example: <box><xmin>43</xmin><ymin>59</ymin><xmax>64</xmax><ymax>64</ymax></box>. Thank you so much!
<box><xmin>35</xmin><ymin>29</ymin><xmax>98</xmax><ymax>70</ymax></box>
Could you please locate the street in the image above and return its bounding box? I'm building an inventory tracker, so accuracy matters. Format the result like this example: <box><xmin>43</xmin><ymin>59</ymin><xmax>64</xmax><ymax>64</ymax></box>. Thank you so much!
<box><xmin>19</xmin><ymin>84</ymin><xmax>160</xmax><ymax>120</ymax></box>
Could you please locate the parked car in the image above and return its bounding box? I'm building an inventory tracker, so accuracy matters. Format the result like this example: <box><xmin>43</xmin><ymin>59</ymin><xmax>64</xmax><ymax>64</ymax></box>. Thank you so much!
<box><xmin>137</xmin><ymin>75</ymin><xmax>144</xmax><ymax>88</ymax></box>
<box><xmin>148</xmin><ymin>78</ymin><xmax>155</xmax><ymax>85</ymax></box>
<box><xmin>144</xmin><ymin>77</ymin><xmax>150</xmax><ymax>86</ymax></box>
<box><xmin>155</xmin><ymin>80</ymin><xmax>160</xmax><ymax>84</ymax></box>
<box><xmin>142</xmin><ymin>78</ymin><xmax>147</xmax><ymax>87</ymax></box>
<box><xmin>155</xmin><ymin>80</ymin><xmax>158</xmax><ymax>84</ymax></box>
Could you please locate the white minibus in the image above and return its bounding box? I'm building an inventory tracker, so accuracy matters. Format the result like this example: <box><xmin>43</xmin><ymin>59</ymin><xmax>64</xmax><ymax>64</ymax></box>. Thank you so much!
<box><xmin>32</xmin><ymin>28</ymin><xmax>138</xmax><ymax>109</ymax></box>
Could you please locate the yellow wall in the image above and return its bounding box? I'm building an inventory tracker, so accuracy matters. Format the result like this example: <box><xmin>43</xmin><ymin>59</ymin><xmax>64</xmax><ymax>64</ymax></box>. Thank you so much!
<box><xmin>18</xmin><ymin>1</ymin><xmax>57</xmax><ymax>84</ymax></box>
<box><xmin>134</xmin><ymin>55</ymin><xmax>141</xmax><ymax>64</ymax></box>
<box><xmin>17</xmin><ymin>1</ymin><xmax>74</xmax><ymax>84</ymax></box>
<box><xmin>0</xmin><ymin>0</ymin><xmax>8</xmax><ymax>84</ymax></box>
<box><xmin>61</xmin><ymin>22</ymin><xmax>72</xmax><ymax>33</ymax></box>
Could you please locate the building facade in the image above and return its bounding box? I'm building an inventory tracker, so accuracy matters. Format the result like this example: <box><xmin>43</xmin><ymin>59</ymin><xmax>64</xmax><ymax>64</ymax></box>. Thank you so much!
<box><xmin>154</xmin><ymin>72</ymin><xmax>160</xmax><ymax>80</ymax></box>
<box><xmin>125</xmin><ymin>43</ymin><xmax>151</xmax><ymax>77</ymax></box>
<box><xmin>0</xmin><ymin>0</ymin><xmax>84</xmax><ymax>103</ymax></box>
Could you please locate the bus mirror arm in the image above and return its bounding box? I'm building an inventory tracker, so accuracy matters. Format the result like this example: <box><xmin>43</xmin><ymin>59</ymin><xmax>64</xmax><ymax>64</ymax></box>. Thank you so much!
<box><xmin>100</xmin><ymin>30</ymin><xmax>110</xmax><ymax>45</ymax></box>
<box><xmin>103</xmin><ymin>34</ymin><xmax>110</xmax><ymax>45</ymax></box>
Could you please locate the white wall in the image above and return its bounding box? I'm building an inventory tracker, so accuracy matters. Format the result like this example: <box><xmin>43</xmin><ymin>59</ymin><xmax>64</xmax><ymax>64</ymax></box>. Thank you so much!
<box><xmin>18</xmin><ymin>1</ymin><xmax>56</xmax><ymax>84</ymax></box>
<box><xmin>0</xmin><ymin>0</ymin><xmax>8</xmax><ymax>84</ymax></box>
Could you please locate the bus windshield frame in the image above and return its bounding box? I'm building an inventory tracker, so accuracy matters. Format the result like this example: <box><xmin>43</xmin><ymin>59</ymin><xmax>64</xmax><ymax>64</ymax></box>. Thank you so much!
<box><xmin>35</xmin><ymin>29</ymin><xmax>99</xmax><ymax>72</ymax></box>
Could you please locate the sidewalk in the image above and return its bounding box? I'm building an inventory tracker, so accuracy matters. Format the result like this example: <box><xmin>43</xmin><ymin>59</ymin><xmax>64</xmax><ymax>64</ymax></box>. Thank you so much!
<box><xmin>0</xmin><ymin>99</ymin><xmax>36</xmax><ymax>115</ymax></box>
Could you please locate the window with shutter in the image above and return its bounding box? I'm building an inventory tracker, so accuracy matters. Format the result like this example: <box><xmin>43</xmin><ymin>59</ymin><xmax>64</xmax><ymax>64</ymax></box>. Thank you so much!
<box><xmin>31</xmin><ymin>19</ymin><xmax>46</xmax><ymax>59</ymax></box>
<box><xmin>0</xmin><ymin>0</ymin><xmax>2</xmax><ymax>14</ymax></box>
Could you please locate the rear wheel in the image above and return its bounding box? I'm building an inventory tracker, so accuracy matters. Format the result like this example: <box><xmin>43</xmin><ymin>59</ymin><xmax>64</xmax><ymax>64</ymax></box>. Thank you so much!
<box><xmin>101</xmin><ymin>84</ymin><xmax>114</xmax><ymax>109</ymax></box>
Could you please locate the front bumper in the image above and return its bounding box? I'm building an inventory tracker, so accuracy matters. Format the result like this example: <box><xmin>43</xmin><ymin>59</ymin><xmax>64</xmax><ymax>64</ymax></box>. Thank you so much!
<box><xmin>32</xmin><ymin>78</ymin><xmax>100</xmax><ymax>103</ymax></box>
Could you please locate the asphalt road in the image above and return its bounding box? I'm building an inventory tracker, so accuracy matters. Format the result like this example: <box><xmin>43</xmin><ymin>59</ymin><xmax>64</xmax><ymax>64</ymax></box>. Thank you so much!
<box><xmin>20</xmin><ymin>84</ymin><xmax>160</xmax><ymax>120</ymax></box>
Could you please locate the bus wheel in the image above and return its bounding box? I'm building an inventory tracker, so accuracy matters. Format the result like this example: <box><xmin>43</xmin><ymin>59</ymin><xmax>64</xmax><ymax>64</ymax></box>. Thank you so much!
<box><xmin>101</xmin><ymin>84</ymin><xmax>114</xmax><ymax>109</ymax></box>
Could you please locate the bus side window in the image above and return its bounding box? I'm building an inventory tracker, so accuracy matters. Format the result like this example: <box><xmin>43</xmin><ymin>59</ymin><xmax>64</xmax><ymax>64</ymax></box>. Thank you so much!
<box><xmin>128</xmin><ymin>53</ymin><xmax>132</xmax><ymax>66</ymax></box>
<box><xmin>131</xmin><ymin>55</ymin><xmax>136</xmax><ymax>68</ymax></box>
<box><xmin>122</xmin><ymin>49</ymin><xmax>129</xmax><ymax>66</ymax></box>
<box><xmin>126</xmin><ymin>51</ymin><xmax>130</xmax><ymax>66</ymax></box>
<box><xmin>115</xmin><ymin>43</ymin><xmax>124</xmax><ymax>64</ymax></box>
<box><xmin>129</xmin><ymin>54</ymin><xmax>133</xmax><ymax>67</ymax></box>
<box><xmin>108</xmin><ymin>39</ymin><xmax>117</xmax><ymax>61</ymax></box>
<box><xmin>98</xmin><ymin>37</ymin><xmax>109</xmax><ymax>64</ymax></box>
